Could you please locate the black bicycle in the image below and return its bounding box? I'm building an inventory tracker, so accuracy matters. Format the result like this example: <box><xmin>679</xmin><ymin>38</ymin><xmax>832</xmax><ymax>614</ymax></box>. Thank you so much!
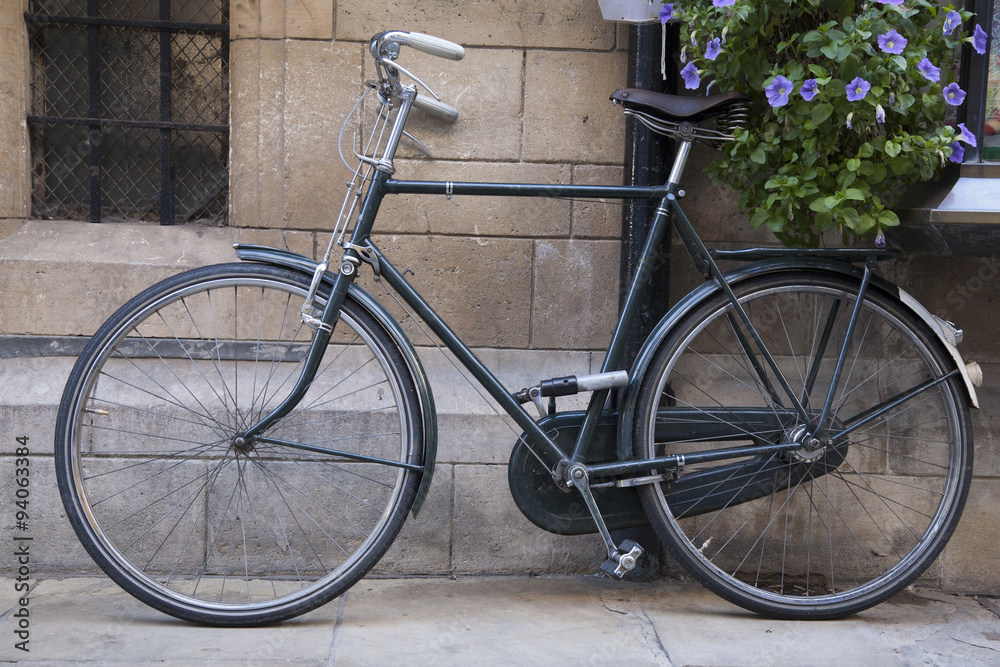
<box><xmin>54</xmin><ymin>30</ymin><xmax>978</xmax><ymax>626</ymax></box>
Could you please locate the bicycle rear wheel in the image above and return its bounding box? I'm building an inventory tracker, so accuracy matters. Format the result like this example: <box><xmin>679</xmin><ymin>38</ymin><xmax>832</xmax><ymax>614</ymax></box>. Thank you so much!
<box><xmin>633</xmin><ymin>270</ymin><xmax>972</xmax><ymax>619</ymax></box>
<box><xmin>55</xmin><ymin>263</ymin><xmax>423</xmax><ymax>626</ymax></box>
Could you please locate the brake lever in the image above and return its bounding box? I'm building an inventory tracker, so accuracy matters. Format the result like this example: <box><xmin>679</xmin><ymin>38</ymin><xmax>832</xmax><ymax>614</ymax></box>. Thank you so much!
<box><xmin>377</xmin><ymin>57</ymin><xmax>442</xmax><ymax>101</ymax></box>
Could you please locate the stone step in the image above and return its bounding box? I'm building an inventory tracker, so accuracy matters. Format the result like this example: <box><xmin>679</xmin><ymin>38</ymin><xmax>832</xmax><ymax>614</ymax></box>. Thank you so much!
<box><xmin>0</xmin><ymin>219</ymin><xmax>242</xmax><ymax>338</ymax></box>
<box><xmin>0</xmin><ymin>346</ymin><xmax>603</xmax><ymax>579</ymax></box>
<box><xmin>0</xmin><ymin>219</ymin><xmax>611</xmax><ymax>578</ymax></box>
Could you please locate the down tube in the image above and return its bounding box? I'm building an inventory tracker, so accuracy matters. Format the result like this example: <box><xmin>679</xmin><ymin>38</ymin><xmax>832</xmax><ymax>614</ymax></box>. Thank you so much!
<box><xmin>369</xmin><ymin>244</ymin><xmax>568</xmax><ymax>468</ymax></box>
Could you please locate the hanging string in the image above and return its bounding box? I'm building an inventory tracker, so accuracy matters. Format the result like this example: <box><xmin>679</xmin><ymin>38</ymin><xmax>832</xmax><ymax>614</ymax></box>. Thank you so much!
<box><xmin>661</xmin><ymin>20</ymin><xmax>667</xmax><ymax>80</ymax></box>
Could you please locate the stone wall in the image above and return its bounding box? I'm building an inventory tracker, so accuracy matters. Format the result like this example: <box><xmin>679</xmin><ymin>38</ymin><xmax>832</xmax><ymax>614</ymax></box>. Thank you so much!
<box><xmin>0</xmin><ymin>0</ymin><xmax>997</xmax><ymax>595</ymax></box>
<box><xmin>229</xmin><ymin>0</ymin><xmax>628</xmax><ymax>351</ymax></box>
<box><xmin>0</xmin><ymin>0</ymin><xmax>29</xmax><ymax>236</ymax></box>
<box><xmin>221</xmin><ymin>0</ymin><xmax>633</xmax><ymax>576</ymax></box>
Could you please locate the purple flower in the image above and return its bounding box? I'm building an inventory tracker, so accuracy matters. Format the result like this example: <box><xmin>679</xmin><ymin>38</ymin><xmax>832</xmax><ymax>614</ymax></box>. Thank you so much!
<box><xmin>846</xmin><ymin>112</ymin><xmax>854</xmax><ymax>130</ymax></box>
<box><xmin>800</xmin><ymin>79</ymin><xmax>818</xmax><ymax>101</ymax></box>
<box><xmin>943</xmin><ymin>82</ymin><xmax>967</xmax><ymax>106</ymax></box>
<box><xmin>878</xmin><ymin>29</ymin><xmax>907</xmax><ymax>54</ymax></box>
<box><xmin>875</xmin><ymin>104</ymin><xmax>886</xmax><ymax>124</ymax></box>
<box><xmin>705</xmin><ymin>37</ymin><xmax>722</xmax><ymax>60</ymax></box>
<box><xmin>681</xmin><ymin>62</ymin><xmax>700</xmax><ymax>90</ymax></box>
<box><xmin>918</xmin><ymin>58</ymin><xmax>941</xmax><ymax>82</ymax></box>
<box><xmin>875</xmin><ymin>230</ymin><xmax>886</xmax><ymax>248</ymax></box>
<box><xmin>957</xmin><ymin>122</ymin><xmax>978</xmax><ymax>147</ymax></box>
<box><xmin>948</xmin><ymin>141</ymin><xmax>965</xmax><ymax>163</ymax></box>
<box><xmin>713</xmin><ymin>0</ymin><xmax>736</xmax><ymax>6</ymax></box>
<box><xmin>765</xmin><ymin>75</ymin><xmax>793</xmax><ymax>107</ymax></box>
<box><xmin>943</xmin><ymin>11</ymin><xmax>962</xmax><ymax>36</ymax></box>
<box><xmin>846</xmin><ymin>77</ymin><xmax>871</xmax><ymax>102</ymax></box>
<box><xmin>973</xmin><ymin>24</ymin><xmax>988</xmax><ymax>55</ymax></box>
<box><xmin>875</xmin><ymin>0</ymin><xmax>903</xmax><ymax>4</ymax></box>
<box><xmin>659</xmin><ymin>3</ymin><xmax>674</xmax><ymax>23</ymax></box>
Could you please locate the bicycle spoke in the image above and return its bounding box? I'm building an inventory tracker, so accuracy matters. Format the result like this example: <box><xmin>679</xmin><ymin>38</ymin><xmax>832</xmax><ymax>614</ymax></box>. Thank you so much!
<box><xmin>57</xmin><ymin>266</ymin><xmax>421</xmax><ymax>624</ymax></box>
<box><xmin>635</xmin><ymin>272</ymin><xmax>970</xmax><ymax>618</ymax></box>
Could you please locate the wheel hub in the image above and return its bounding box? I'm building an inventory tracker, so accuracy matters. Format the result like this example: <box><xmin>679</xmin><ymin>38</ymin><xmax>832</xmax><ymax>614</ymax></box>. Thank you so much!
<box><xmin>789</xmin><ymin>424</ymin><xmax>828</xmax><ymax>463</ymax></box>
<box><xmin>232</xmin><ymin>435</ymin><xmax>254</xmax><ymax>455</ymax></box>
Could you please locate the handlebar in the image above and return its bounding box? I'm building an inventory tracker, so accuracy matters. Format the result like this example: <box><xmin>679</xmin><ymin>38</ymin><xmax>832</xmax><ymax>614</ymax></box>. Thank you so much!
<box><xmin>413</xmin><ymin>94</ymin><xmax>460</xmax><ymax>122</ymax></box>
<box><xmin>370</xmin><ymin>30</ymin><xmax>464</xmax><ymax>122</ymax></box>
<box><xmin>406</xmin><ymin>32</ymin><xmax>465</xmax><ymax>61</ymax></box>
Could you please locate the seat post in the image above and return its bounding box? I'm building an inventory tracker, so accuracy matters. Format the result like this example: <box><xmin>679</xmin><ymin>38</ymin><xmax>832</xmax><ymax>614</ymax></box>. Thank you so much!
<box><xmin>667</xmin><ymin>137</ymin><xmax>694</xmax><ymax>187</ymax></box>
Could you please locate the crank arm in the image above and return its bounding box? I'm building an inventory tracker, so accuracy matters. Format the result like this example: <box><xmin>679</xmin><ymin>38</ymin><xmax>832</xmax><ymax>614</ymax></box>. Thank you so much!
<box><xmin>565</xmin><ymin>463</ymin><xmax>644</xmax><ymax>579</ymax></box>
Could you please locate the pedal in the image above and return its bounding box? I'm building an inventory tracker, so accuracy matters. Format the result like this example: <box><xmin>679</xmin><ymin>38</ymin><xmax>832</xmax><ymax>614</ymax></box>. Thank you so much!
<box><xmin>598</xmin><ymin>540</ymin><xmax>644</xmax><ymax>580</ymax></box>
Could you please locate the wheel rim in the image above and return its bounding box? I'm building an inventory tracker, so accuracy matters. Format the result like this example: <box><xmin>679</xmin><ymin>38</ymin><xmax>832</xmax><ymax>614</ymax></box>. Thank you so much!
<box><xmin>64</xmin><ymin>273</ymin><xmax>415</xmax><ymax>616</ymax></box>
<box><xmin>645</xmin><ymin>279</ymin><xmax>966</xmax><ymax>610</ymax></box>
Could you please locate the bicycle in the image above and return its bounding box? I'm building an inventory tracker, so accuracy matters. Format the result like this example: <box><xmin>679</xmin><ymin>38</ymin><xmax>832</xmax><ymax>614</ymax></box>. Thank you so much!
<box><xmin>54</xmin><ymin>30</ymin><xmax>980</xmax><ymax>626</ymax></box>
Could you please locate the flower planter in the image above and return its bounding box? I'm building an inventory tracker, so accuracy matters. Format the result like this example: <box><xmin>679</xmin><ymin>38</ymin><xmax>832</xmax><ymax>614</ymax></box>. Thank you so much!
<box><xmin>598</xmin><ymin>0</ymin><xmax>660</xmax><ymax>23</ymax></box>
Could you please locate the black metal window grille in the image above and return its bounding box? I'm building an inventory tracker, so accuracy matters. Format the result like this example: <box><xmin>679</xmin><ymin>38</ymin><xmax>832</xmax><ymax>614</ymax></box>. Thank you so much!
<box><xmin>26</xmin><ymin>1</ymin><xmax>229</xmax><ymax>224</ymax></box>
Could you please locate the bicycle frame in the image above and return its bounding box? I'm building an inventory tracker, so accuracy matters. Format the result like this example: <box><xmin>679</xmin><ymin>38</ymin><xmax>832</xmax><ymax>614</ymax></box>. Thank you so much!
<box><xmin>237</xmin><ymin>146</ymin><xmax>918</xmax><ymax>482</ymax></box>
<box><xmin>232</xmin><ymin>46</ymin><xmax>977</xmax><ymax>570</ymax></box>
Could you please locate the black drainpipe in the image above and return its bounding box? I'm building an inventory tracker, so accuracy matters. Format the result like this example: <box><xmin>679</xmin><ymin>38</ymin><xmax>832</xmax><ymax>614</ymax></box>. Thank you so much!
<box><xmin>620</xmin><ymin>21</ymin><xmax>677</xmax><ymax>367</ymax></box>
<box><xmin>614</xmin><ymin>20</ymin><xmax>678</xmax><ymax>579</ymax></box>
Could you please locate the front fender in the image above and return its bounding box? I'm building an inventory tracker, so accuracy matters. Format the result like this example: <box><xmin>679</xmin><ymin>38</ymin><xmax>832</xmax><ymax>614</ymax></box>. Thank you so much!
<box><xmin>617</xmin><ymin>258</ymin><xmax>980</xmax><ymax>462</ymax></box>
<box><xmin>233</xmin><ymin>244</ymin><xmax>438</xmax><ymax>516</ymax></box>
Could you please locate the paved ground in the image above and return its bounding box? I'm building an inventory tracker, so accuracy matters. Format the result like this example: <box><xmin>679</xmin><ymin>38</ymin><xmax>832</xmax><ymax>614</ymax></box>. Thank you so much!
<box><xmin>0</xmin><ymin>575</ymin><xmax>998</xmax><ymax>665</ymax></box>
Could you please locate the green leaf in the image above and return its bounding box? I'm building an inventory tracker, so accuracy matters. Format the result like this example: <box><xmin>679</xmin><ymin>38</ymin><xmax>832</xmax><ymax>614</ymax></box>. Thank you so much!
<box><xmin>895</xmin><ymin>92</ymin><xmax>915</xmax><ymax>112</ymax></box>
<box><xmin>809</xmin><ymin>198</ymin><xmax>831</xmax><ymax>213</ymax></box>
<box><xmin>812</xmin><ymin>103</ymin><xmax>835</xmax><ymax>125</ymax></box>
<box><xmin>820</xmin><ymin>43</ymin><xmax>841</xmax><ymax>60</ymax></box>
<box><xmin>884</xmin><ymin>141</ymin><xmax>901</xmax><ymax>157</ymax></box>
<box><xmin>844</xmin><ymin>188</ymin><xmax>866</xmax><ymax>201</ymax></box>
<box><xmin>840</xmin><ymin>55</ymin><xmax>859</xmax><ymax>83</ymax></box>
<box><xmin>750</xmin><ymin>208</ymin><xmax>772</xmax><ymax>229</ymax></box>
<box><xmin>802</xmin><ymin>30</ymin><xmax>826</xmax><ymax>46</ymax></box>
<box><xmin>750</xmin><ymin>147</ymin><xmax>768</xmax><ymax>164</ymax></box>
<box><xmin>855</xmin><ymin>212</ymin><xmax>876</xmax><ymax>234</ymax></box>
<box><xmin>840</xmin><ymin>207</ymin><xmax>860</xmax><ymax>229</ymax></box>
<box><xmin>889</xmin><ymin>156</ymin><xmax>914</xmax><ymax>174</ymax></box>
<box><xmin>847</xmin><ymin>158</ymin><xmax>861</xmax><ymax>172</ymax></box>
<box><xmin>878</xmin><ymin>210</ymin><xmax>901</xmax><ymax>227</ymax></box>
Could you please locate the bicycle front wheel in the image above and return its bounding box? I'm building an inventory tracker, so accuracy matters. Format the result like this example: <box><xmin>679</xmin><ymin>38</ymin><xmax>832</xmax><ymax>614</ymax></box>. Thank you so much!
<box><xmin>55</xmin><ymin>263</ymin><xmax>423</xmax><ymax>626</ymax></box>
<box><xmin>633</xmin><ymin>270</ymin><xmax>972</xmax><ymax>619</ymax></box>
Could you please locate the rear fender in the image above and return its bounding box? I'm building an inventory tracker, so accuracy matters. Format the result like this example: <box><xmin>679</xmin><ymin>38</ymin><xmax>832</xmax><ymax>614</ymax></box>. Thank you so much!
<box><xmin>233</xmin><ymin>244</ymin><xmax>438</xmax><ymax>515</ymax></box>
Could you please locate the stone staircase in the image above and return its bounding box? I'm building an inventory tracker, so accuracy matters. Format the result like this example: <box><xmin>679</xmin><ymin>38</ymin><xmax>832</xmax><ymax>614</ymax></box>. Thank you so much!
<box><xmin>0</xmin><ymin>219</ymin><xmax>607</xmax><ymax>578</ymax></box>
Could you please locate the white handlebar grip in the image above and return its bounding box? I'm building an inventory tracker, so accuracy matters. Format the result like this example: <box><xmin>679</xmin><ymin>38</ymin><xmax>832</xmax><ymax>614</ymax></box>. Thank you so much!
<box><xmin>407</xmin><ymin>33</ymin><xmax>465</xmax><ymax>61</ymax></box>
<box><xmin>414</xmin><ymin>94</ymin><xmax>460</xmax><ymax>122</ymax></box>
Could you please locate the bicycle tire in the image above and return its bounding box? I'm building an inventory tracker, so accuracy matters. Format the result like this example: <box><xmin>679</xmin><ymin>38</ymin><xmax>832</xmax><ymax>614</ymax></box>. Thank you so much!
<box><xmin>633</xmin><ymin>270</ymin><xmax>972</xmax><ymax>619</ymax></box>
<box><xmin>55</xmin><ymin>262</ymin><xmax>423</xmax><ymax>626</ymax></box>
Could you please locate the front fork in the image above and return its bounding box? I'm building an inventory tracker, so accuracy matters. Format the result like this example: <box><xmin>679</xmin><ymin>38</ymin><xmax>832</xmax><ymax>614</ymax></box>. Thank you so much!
<box><xmin>239</xmin><ymin>170</ymin><xmax>393</xmax><ymax>442</ymax></box>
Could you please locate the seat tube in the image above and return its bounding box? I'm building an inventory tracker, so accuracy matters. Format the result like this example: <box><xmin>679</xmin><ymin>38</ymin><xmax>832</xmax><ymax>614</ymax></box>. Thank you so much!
<box><xmin>570</xmin><ymin>191</ymin><xmax>674</xmax><ymax>462</ymax></box>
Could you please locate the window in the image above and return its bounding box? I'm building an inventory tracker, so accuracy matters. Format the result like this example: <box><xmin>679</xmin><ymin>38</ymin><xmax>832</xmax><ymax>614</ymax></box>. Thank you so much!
<box><xmin>26</xmin><ymin>1</ymin><xmax>229</xmax><ymax>224</ymax></box>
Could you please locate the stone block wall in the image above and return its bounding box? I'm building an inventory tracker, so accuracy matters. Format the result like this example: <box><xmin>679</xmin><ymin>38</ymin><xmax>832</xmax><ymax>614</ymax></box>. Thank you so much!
<box><xmin>221</xmin><ymin>0</ymin><xmax>634</xmax><ymax>577</ymax></box>
<box><xmin>0</xmin><ymin>0</ymin><xmax>29</xmax><ymax>236</ymax></box>
<box><xmin>229</xmin><ymin>0</ymin><xmax>628</xmax><ymax>351</ymax></box>
<box><xmin>0</xmin><ymin>0</ymin><xmax>996</xmax><ymax>596</ymax></box>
